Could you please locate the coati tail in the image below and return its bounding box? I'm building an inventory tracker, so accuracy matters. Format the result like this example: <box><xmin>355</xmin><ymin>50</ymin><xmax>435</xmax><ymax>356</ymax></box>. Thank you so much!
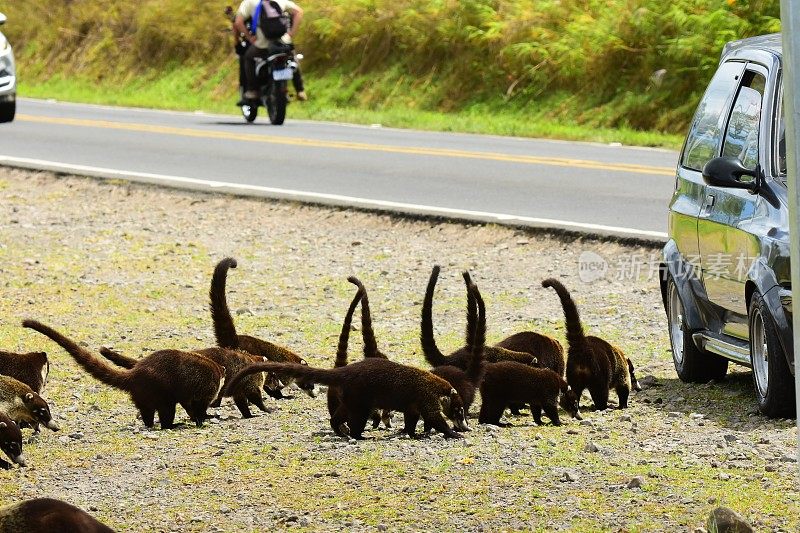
<box><xmin>350</xmin><ymin>277</ymin><xmax>382</xmax><ymax>359</ymax></box>
<box><xmin>466</xmin><ymin>281</ymin><xmax>487</xmax><ymax>385</ymax></box>
<box><xmin>22</xmin><ymin>320</ymin><xmax>131</xmax><ymax>391</ymax></box>
<box><xmin>99</xmin><ymin>347</ymin><xmax>137</xmax><ymax>369</ymax></box>
<box><xmin>336</xmin><ymin>279</ymin><xmax>364</xmax><ymax>367</ymax></box>
<box><xmin>225</xmin><ymin>362</ymin><xmax>340</xmax><ymax>396</ymax></box>
<box><xmin>462</xmin><ymin>271</ymin><xmax>477</xmax><ymax>352</ymax></box>
<box><xmin>541</xmin><ymin>278</ymin><xmax>586</xmax><ymax>349</ymax></box>
<box><xmin>209</xmin><ymin>257</ymin><xmax>240</xmax><ymax>349</ymax></box>
<box><xmin>420</xmin><ymin>265</ymin><xmax>447</xmax><ymax>367</ymax></box>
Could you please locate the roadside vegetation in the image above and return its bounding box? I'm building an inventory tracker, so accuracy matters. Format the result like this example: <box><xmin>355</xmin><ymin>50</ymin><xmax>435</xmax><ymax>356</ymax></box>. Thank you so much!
<box><xmin>1</xmin><ymin>0</ymin><xmax>779</xmax><ymax>146</ymax></box>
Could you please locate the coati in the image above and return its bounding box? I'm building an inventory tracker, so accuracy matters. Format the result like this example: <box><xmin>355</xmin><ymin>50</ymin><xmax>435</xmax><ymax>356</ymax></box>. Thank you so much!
<box><xmin>0</xmin><ymin>351</ymin><xmax>49</xmax><ymax>394</ymax></box>
<box><xmin>421</xmin><ymin>266</ymin><xmax>552</xmax><ymax>369</ymax></box>
<box><xmin>542</xmin><ymin>278</ymin><xmax>640</xmax><ymax>410</ymax></box>
<box><xmin>99</xmin><ymin>346</ymin><xmax>272</xmax><ymax>419</ymax></box>
<box><xmin>425</xmin><ymin>279</ymin><xmax>488</xmax><ymax>431</ymax></box>
<box><xmin>0</xmin><ymin>498</ymin><xmax>115</xmax><ymax>533</ymax></box>
<box><xmin>23</xmin><ymin>320</ymin><xmax>225</xmax><ymax>429</ymax></box>
<box><xmin>0</xmin><ymin>376</ymin><xmax>59</xmax><ymax>433</ymax></box>
<box><xmin>478</xmin><ymin>361</ymin><xmax>581</xmax><ymax>426</ymax></box>
<box><xmin>347</xmin><ymin>276</ymin><xmax>393</xmax><ymax>429</ymax></box>
<box><xmin>225</xmin><ymin>359</ymin><xmax>469</xmax><ymax>439</ymax></box>
<box><xmin>0</xmin><ymin>413</ymin><xmax>26</xmax><ymax>470</ymax></box>
<box><xmin>326</xmin><ymin>277</ymin><xmax>365</xmax><ymax>436</ymax></box>
<box><xmin>209</xmin><ymin>257</ymin><xmax>317</xmax><ymax>399</ymax></box>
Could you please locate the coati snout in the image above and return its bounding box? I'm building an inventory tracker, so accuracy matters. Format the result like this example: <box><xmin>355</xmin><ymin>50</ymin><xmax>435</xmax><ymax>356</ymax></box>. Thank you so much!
<box><xmin>628</xmin><ymin>359</ymin><xmax>642</xmax><ymax>391</ymax></box>
<box><xmin>0</xmin><ymin>417</ymin><xmax>26</xmax><ymax>469</ymax></box>
<box><xmin>440</xmin><ymin>389</ymin><xmax>469</xmax><ymax>432</ymax></box>
<box><xmin>297</xmin><ymin>380</ymin><xmax>318</xmax><ymax>398</ymax></box>
<box><xmin>23</xmin><ymin>393</ymin><xmax>59</xmax><ymax>432</ymax></box>
<box><xmin>559</xmin><ymin>387</ymin><xmax>582</xmax><ymax>420</ymax></box>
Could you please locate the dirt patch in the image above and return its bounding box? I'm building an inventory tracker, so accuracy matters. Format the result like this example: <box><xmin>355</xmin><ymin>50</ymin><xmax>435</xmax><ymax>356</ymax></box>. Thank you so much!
<box><xmin>0</xmin><ymin>168</ymin><xmax>797</xmax><ymax>531</ymax></box>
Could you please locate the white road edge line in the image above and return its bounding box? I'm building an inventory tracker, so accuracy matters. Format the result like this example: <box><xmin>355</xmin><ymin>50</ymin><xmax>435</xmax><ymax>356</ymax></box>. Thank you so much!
<box><xmin>0</xmin><ymin>155</ymin><xmax>668</xmax><ymax>242</ymax></box>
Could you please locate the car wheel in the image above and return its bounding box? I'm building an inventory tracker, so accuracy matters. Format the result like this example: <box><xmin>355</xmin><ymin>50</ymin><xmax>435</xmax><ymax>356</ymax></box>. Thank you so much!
<box><xmin>666</xmin><ymin>274</ymin><xmax>728</xmax><ymax>382</ymax></box>
<box><xmin>0</xmin><ymin>100</ymin><xmax>15</xmax><ymax>123</ymax></box>
<box><xmin>748</xmin><ymin>291</ymin><xmax>796</xmax><ymax>418</ymax></box>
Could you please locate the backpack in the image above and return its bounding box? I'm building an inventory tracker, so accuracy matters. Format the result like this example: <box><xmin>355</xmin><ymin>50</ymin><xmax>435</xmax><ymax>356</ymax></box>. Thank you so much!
<box><xmin>251</xmin><ymin>0</ymin><xmax>290</xmax><ymax>40</ymax></box>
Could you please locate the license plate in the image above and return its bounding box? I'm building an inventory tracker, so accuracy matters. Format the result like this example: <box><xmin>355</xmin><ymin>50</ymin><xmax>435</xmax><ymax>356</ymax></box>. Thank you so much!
<box><xmin>272</xmin><ymin>68</ymin><xmax>293</xmax><ymax>81</ymax></box>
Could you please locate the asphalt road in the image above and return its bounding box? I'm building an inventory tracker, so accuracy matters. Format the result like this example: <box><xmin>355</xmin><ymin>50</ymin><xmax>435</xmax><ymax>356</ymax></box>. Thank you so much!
<box><xmin>0</xmin><ymin>99</ymin><xmax>678</xmax><ymax>240</ymax></box>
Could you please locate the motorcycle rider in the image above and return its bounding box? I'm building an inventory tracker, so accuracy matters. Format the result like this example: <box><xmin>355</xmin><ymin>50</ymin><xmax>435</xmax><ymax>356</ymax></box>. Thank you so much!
<box><xmin>233</xmin><ymin>0</ymin><xmax>306</xmax><ymax>103</ymax></box>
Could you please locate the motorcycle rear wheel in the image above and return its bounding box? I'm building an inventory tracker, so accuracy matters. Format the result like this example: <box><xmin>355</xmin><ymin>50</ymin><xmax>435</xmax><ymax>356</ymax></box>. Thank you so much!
<box><xmin>266</xmin><ymin>81</ymin><xmax>287</xmax><ymax>125</ymax></box>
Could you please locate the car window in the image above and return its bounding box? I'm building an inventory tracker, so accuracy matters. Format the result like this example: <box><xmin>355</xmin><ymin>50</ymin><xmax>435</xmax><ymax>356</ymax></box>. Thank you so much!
<box><xmin>721</xmin><ymin>71</ymin><xmax>766</xmax><ymax>172</ymax></box>
<box><xmin>777</xmin><ymin>93</ymin><xmax>786</xmax><ymax>176</ymax></box>
<box><xmin>682</xmin><ymin>61</ymin><xmax>746</xmax><ymax>172</ymax></box>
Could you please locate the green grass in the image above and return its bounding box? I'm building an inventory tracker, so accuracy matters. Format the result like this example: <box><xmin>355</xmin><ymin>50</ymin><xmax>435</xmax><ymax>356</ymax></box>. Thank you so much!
<box><xmin>18</xmin><ymin>67</ymin><xmax>684</xmax><ymax>149</ymax></box>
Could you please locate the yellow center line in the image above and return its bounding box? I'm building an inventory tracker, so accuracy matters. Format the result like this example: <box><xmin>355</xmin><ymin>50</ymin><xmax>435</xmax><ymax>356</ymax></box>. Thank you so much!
<box><xmin>18</xmin><ymin>114</ymin><xmax>675</xmax><ymax>176</ymax></box>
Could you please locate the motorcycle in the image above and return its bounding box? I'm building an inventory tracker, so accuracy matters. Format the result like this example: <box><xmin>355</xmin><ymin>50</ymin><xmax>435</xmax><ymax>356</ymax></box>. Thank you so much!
<box><xmin>239</xmin><ymin>42</ymin><xmax>302</xmax><ymax>125</ymax></box>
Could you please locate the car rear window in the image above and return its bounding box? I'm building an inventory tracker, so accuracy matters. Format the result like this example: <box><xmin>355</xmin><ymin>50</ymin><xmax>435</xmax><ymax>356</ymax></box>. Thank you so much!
<box><xmin>681</xmin><ymin>61</ymin><xmax>746</xmax><ymax>172</ymax></box>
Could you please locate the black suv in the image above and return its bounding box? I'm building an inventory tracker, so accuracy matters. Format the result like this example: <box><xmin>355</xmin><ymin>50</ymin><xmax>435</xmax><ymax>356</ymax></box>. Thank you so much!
<box><xmin>660</xmin><ymin>33</ymin><xmax>795</xmax><ymax>417</ymax></box>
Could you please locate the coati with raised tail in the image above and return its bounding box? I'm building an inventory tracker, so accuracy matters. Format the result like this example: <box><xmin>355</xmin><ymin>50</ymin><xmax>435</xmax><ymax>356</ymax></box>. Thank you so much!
<box><xmin>425</xmin><ymin>279</ymin><xmax>488</xmax><ymax>432</ymax></box>
<box><xmin>0</xmin><ymin>351</ymin><xmax>49</xmax><ymax>394</ymax></box>
<box><xmin>479</xmin><ymin>362</ymin><xmax>581</xmax><ymax>426</ymax></box>
<box><xmin>421</xmin><ymin>266</ymin><xmax>554</xmax><ymax>369</ymax></box>
<box><xmin>326</xmin><ymin>278</ymin><xmax>365</xmax><ymax>436</ymax></box>
<box><xmin>0</xmin><ymin>376</ymin><xmax>59</xmax><ymax>433</ymax></box>
<box><xmin>0</xmin><ymin>413</ymin><xmax>26</xmax><ymax>470</ymax></box>
<box><xmin>99</xmin><ymin>346</ymin><xmax>272</xmax><ymax>419</ymax></box>
<box><xmin>225</xmin><ymin>359</ymin><xmax>468</xmax><ymax>439</ymax></box>
<box><xmin>542</xmin><ymin>278</ymin><xmax>639</xmax><ymax>410</ymax></box>
<box><xmin>23</xmin><ymin>320</ymin><xmax>225</xmax><ymax>429</ymax></box>
<box><xmin>347</xmin><ymin>276</ymin><xmax>393</xmax><ymax>429</ymax></box>
<box><xmin>209</xmin><ymin>257</ymin><xmax>317</xmax><ymax>399</ymax></box>
<box><xmin>0</xmin><ymin>498</ymin><xmax>115</xmax><ymax>533</ymax></box>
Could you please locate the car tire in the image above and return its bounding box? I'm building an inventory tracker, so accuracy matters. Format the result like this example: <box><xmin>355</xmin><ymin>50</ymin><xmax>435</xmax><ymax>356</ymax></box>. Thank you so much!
<box><xmin>748</xmin><ymin>291</ymin><xmax>796</xmax><ymax>418</ymax></box>
<box><xmin>666</xmin><ymin>274</ymin><xmax>728</xmax><ymax>382</ymax></box>
<box><xmin>0</xmin><ymin>100</ymin><xmax>15</xmax><ymax>123</ymax></box>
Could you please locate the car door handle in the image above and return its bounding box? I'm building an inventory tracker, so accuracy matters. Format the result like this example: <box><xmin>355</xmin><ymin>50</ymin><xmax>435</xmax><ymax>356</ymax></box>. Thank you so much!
<box><xmin>701</xmin><ymin>194</ymin><xmax>715</xmax><ymax>216</ymax></box>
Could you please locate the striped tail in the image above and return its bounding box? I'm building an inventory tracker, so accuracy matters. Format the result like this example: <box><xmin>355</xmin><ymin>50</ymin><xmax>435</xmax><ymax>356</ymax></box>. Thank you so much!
<box><xmin>336</xmin><ymin>278</ymin><xmax>364</xmax><ymax>367</ymax></box>
<box><xmin>23</xmin><ymin>320</ymin><xmax>131</xmax><ymax>391</ymax></box>
<box><xmin>541</xmin><ymin>278</ymin><xmax>586</xmax><ymax>349</ymax></box>
<box><xmin>465</xmin><ymin>281</ymin><xmax>487</xmax><ymax>385</ymax></box>
<box><xmin>209</xmin><ymin>257</ymin><xmax>240</xmax><ymax>349</ymax></box>
<box><xmin>420</xmin><ymin>265</ymin><xmax>447</xmax><ymax>367</ymax></box>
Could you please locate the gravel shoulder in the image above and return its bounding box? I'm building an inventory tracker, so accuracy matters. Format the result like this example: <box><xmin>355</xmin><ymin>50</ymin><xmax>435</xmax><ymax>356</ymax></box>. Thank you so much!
<box><xmin>0</xmin><ymin>168</ymin><xmax>797</xmax><ymax>531</ymax></box>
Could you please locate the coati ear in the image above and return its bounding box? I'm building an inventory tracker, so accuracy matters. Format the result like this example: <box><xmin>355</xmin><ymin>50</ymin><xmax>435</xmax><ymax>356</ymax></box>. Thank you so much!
<box><xmin>0</xmin><ymin>422</ymin><xmax>6</xmax><ymax>429</ymax></box>
<box><xmin>24</xmin><ymin>393</ymin><xmax>34</xmax><ymax>401</ymax></box>
<box><xmin>532</xmin><ymin>356</ymin><xmax>538</xmax><ymax>365</ymax></box>
<box><xmin>300</xmin><ymin>360</ymin><xmax>308</xmax><ymax>366</ymax></box>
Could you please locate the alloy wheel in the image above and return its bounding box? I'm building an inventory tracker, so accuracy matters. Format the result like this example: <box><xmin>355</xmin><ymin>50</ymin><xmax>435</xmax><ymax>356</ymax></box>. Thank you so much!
<box><xmin>750</xmin><ymin>307</ymin><xmax>769</xmax><ymax>398</ymax></box>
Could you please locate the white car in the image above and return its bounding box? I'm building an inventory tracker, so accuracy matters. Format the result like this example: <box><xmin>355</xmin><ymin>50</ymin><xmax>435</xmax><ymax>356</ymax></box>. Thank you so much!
<box><xmin>0</xmin><ymin>12</ymin><xmax>15</xmax><ymax>123</ymax></box>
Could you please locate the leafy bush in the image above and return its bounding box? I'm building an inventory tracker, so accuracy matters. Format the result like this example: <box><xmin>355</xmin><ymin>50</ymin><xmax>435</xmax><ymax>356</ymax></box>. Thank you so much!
<box><xmin>0</xmin><ymin>0</ymin><xmax>780</xmax><ymax>132</ymax></box>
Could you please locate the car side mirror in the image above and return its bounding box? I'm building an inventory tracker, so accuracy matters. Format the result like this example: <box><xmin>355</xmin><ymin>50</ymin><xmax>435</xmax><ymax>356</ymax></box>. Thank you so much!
<box><xmin>702</xmin><ymin>156</ymin><xmax>759</xmax><ymax>192</ymax></box>
<box><xmin>702</xmin><ymin>156</ymin><xmax>780</xmax><ymax>208</ymax></box>
<box><xmin>0</xmin><ymin>13</ymin><xmax>6</xmax><ymax>25</ymax></box>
